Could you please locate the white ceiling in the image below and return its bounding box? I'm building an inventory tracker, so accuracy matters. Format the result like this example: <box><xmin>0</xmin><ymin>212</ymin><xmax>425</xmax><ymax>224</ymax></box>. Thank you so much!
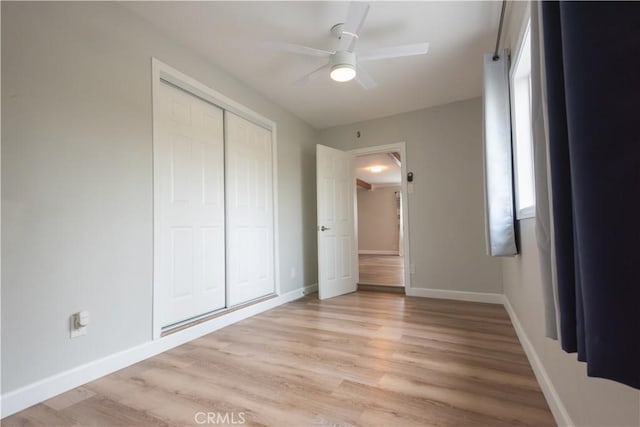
<box><xmin>123</xmin><ymin>1</ymin><xmax>500</xmax><ymax>129</ymax></box>
<box><xmin>355</xmin><ymin>153</ymin><xmax>401</xmax><ymax>185</ymax></box>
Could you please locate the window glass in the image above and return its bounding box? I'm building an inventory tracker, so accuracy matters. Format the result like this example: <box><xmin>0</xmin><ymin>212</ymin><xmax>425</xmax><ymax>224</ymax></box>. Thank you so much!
<box><xmin>511</xmin><ymin>21</ymin><xmax>535</xmax><ymax>219</ymax></box>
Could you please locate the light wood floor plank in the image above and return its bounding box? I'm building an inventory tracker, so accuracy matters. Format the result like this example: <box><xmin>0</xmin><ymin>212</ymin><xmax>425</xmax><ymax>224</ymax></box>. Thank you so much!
<box><xmin>359</xmin><ymin>255</ymin><xmax>404</xmax><ymax>287</ymax></box>
<box><xmin>3</xmin><ymin>291</ymin><xmax>555</xmax><ymax>426</ymax></box>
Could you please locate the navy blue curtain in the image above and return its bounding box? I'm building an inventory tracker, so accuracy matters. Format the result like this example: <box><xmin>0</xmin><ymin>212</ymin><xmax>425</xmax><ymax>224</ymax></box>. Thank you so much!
<box><xmin>542</xmin><ymin>1</ymin><xmax>640</xmax><ymax>389</ymax></box>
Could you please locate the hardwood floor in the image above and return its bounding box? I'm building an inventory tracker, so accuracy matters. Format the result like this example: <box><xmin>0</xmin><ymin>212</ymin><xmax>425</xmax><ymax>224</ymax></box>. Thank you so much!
<box><xmin>4</xmin><ymin>292</ymin><xmax>555</xmax><ymax>427</ymax></box>
<box><xmin>358</xmin><ymin>254</ymin><xmax>404</xmax><ymax>287</ymax></box>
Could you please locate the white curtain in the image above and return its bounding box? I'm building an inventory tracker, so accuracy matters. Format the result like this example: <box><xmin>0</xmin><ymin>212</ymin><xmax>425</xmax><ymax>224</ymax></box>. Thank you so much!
<box><xmin>482</xmin><ymin>48</ymin><xmax>517</xmax><ymax>257</ymax></box>
<box><xmin>531</xmin><ymin>1</ymin><xmax>559</xmax><ymax>339</ymax></box>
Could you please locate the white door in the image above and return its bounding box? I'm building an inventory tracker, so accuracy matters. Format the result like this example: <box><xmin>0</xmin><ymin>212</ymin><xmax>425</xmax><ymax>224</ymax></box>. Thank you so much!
<box><xmin>316</xmin><ymin>144</ymin><xmax>358</xmax><ymax>300</ymax></box>
<box><xmin>155</xmin><ymin>81</ymin><xmax>226</xmax><ymax>327</ymax></box>
<box><xmin>225</xmin><ymin>112</ymin><xmax>275</xmax><ymax>306</ymax></box>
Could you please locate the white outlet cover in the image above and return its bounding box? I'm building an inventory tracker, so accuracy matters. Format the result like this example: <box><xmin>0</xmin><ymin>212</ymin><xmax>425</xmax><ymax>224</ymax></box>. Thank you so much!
<box><xmin>70</xmin><ymin>327</ymin><xmax>87</xmax><ymax>338</ymax></box>
<box><xmin>70</xmin><ymin>315</ymin><xmax>88</xmax><ymax>338</ymax></box>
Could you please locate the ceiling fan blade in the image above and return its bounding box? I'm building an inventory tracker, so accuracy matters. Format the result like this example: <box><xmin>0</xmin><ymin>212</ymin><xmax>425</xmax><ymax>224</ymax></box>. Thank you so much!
<box><xmin>265</xmin><ymin>42</ymin><xmax>333</xmax><ymax>58</ymax></box>
<box><xmin>338</xmin><ymin>2</ymin><xmax>370</xmax><ymax>52</ymax></box>
<box><xmin>358</xmin><ymin>42</ymin><xmax>430</xmax><ymax>62</ymax></box>
<box><xmin>293</xmin><ymin>63</ymin><xmax>331</xmax><ymax>86</ymax></box>
<box><xmin>356</xmin><ymin>64</ymin><xmax>377</xmax><ymax>90</ymax></box>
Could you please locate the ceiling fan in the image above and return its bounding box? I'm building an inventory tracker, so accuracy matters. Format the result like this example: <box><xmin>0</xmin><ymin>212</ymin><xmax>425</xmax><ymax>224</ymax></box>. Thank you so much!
<box><xmin>266</xmin><ymin>2</ymin><xmax>430</xmax><ymax>89</ymax></box>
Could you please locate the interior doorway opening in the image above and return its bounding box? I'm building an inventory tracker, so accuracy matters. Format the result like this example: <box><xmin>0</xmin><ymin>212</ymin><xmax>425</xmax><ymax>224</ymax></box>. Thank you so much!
<box><xmin>351</xmin><ymin>143</ymin><xmax>411</xmax><ymax>292</ymax></box>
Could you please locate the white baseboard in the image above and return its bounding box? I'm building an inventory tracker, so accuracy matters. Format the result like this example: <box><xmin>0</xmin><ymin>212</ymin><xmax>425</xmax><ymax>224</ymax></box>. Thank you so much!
<box><xmin>405</xmin><ymin>287</ymin><xmax>504</xmax><ymax>304</ymax></box>
<box><xmin>503</xmin><ymin>296</ymin><xmax>573</xmax><ymax>427</ymax></box>
<box><xmin>302</xmin><ymin>283</ymin><xmax>318</xmax><ymax>295</ymax></box>
<box><xmin>358</xmin><ymin>250</ymin><xmax>399</xmax><ymax>255</ymax></box>
<box><xmin>0</xmin><ymin>287</ymin><xmax>308</xmax><ymax>418</ymax></box>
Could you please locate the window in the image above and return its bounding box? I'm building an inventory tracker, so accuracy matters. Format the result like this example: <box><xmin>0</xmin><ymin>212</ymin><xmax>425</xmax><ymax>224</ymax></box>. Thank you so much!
<box><xmin>510</xmin><ymin>20</ymin><xmax>535</xmax><ymax>219</ymax></box>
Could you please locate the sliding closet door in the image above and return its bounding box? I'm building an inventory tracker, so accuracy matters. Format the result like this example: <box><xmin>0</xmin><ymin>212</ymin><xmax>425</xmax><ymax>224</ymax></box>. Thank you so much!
<box><xmin>155</xmin><ymin>81</ymin><xmax>226</xmax><ymax>327</ymax></box>
<box><xmin>225</xmin><ymin>112</ymin><xmax>275</xmax><ymax>306</ymax></box>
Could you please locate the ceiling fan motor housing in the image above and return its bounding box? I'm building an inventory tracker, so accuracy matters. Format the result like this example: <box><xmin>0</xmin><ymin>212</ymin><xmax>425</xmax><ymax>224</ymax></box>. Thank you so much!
<box><xmin>331</xmin><ymin>51</ymin><xmax>356</xmax><ymax>70</ymax></box>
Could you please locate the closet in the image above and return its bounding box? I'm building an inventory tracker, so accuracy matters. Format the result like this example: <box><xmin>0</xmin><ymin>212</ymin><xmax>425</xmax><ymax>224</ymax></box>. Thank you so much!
<box><xmin>152</xmin><ymin>62</ymin><xmax>276</xmax><ymax>335</ymax></box>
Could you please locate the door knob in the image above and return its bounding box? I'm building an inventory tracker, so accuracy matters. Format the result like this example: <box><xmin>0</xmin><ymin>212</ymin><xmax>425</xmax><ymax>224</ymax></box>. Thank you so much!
<box><xmin>320</xmin><ymin>226</ymin><xmax>331</xmax><ymax>231</ymax></box>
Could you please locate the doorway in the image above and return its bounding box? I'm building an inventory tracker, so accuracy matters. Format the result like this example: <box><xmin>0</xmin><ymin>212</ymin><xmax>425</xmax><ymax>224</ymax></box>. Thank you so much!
<box><xmin>351</xmin><ymin>143</ymin><xmax>411</xmax><ymax>292</ymax></box>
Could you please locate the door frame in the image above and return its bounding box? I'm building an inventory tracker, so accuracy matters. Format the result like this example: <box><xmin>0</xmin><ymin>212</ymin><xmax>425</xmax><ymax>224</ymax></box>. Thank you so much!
<box><xmin>151</xmin><ymin>58</ymin><xmax>280</xmax><ymax>339</ymax></box>
<box><xmin>350</xmin><ymin>142</ymin><xmax>412</xmax><ymax>290</ymax></box>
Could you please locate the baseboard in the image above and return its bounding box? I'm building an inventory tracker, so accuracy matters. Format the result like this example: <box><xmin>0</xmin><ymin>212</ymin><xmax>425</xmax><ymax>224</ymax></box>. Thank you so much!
<box><xmin>0</xmin><ymin>287</ymin><xmax>308</xmax><ymax>418</ymax></box>
<box><xmin>358</xmin><ymin>250</ymin><xmax>399</xmax><ymax>255</ymax></box>
<box><xmin>404</xmin><ymin>287</ymin><xmax>504</xmax><ymax>304</ymax></box>
<box><xmin>502</xmin><ymin>296</ymin><xmax>573</xmax><ymax>427</ymax></box>
<box><xmin>302</xmin><ymin>283</ymin><xmax>318</xmax><ymax>295</ymax></box>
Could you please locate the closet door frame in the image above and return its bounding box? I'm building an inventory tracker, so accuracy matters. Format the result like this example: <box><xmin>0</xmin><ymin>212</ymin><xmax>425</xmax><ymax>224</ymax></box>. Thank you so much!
<box><xmin>151</xmin><ymin>58</ymin><xmax>280</xmax><ymax>340</ymax></box>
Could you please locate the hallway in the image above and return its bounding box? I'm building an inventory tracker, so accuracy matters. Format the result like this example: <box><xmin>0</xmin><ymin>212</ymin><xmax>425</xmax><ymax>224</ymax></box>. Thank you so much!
<box><xmin>358</xmin><ymin>255</ymin><xmax>404</xmax><ymax>287</ymax></box>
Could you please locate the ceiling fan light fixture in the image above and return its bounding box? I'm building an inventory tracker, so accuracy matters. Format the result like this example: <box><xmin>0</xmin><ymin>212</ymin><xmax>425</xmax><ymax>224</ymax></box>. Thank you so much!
<box><xmin>330</xmin><ymin>64</ymin><xmax>356</xmax><ymax>82</ymax></box>
<box><xmin>330</xmin><ymin>51</ymin><xmax>357</xmax><ymax>82</ymax></box>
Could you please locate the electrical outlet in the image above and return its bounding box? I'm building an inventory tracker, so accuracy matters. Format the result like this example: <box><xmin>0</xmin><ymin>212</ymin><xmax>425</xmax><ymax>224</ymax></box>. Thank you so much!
<box><xmin>70</xmin><ymin>321</ymin><xmax>87</xmax><ymax>338</ymax></box>
<box><xmin>70</xmin><ymin>311</ymin><xmax>89</xmax><ymax>338</ymax></box>
<box><xmin>290</xmin><ymin>267</ymin><xmax>296</xmax><ymax>279</ymax></box>
<box><xmin>410</xmin><ymin>264</ymin><xmax>416</xmax><ymax>275</ymax></box>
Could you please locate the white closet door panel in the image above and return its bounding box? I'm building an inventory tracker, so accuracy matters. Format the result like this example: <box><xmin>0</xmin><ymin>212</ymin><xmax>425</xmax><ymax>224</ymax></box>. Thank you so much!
<box><xmin>156</xmin><ymin>81</ymin><xmax>226</xmax><ymax>327</ymax></box>
<box><xmin>225</xmin><ymin>112</ymin><xmax>275</xmax><ymax>306</ymax></box>
<box><xmin>202</xmin><ymin>226</ymin><xmax>225</xmax><ymax>291</ymax></box>
<box><xmin>170</xmin><ymin>227</ymin><xmax>194</xmax><ymax>299</ymax></box>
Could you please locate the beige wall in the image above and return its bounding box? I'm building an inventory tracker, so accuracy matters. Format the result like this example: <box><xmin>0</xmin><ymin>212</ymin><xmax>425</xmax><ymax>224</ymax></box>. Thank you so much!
<box><xmin>501</xmin><ymin>2</ymin><xmax>640</xmax><ymax>426</ymax></box>
<box><xmin>318</xmin><ymin>98</ymin><xmax>503</xmax><ymax>294</ymax></box>
<box><xmin>357</xmin><ymin>186</ymin><xmax>400</xmax><ymax>253</ymax></box>
<box><xmin>1</xmin><ymin>1</ymin><xmax>317</xmax><ymax>393</ymax></box>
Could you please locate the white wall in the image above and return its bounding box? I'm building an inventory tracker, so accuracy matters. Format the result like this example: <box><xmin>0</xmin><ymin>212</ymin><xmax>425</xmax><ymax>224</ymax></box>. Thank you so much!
<box><xmin>318</xmin><ymin>98</ymin><xmax>503</xmax><ymax>294</ymax></box>
<box><xmin>1</xmin><ymin>1</ymin><xmax>317</xmax><ymax>394</ymax></box>
<box><xmin>501</xmin><ymin>3</ymin><xmax>640</xmax><ymax>426</ymax></box>
<box><xmin>0</xmin><ymin>1</ymin><xmax>3</xmax><ymax>410</ymax></box>
<box><xmin>357</xmin><ymin>186</ymin><xmax>400</xmax><ymax>253</ymax></box>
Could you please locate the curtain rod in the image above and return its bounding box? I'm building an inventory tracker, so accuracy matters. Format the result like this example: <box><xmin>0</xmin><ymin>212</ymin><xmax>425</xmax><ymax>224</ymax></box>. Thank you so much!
<box><xmin>492</xmin><ymin>0</ymin><xmax>507</xmax><ymax>61</ymax></box>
